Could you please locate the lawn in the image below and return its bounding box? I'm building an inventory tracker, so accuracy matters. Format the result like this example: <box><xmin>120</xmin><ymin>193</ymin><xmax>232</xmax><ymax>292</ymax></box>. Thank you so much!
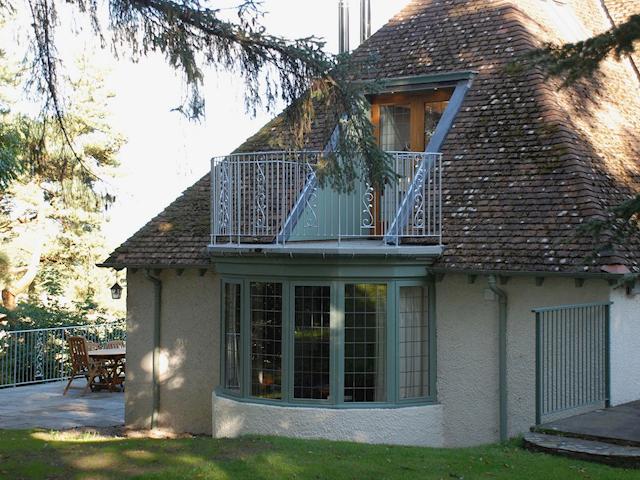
<box><xmin>0</xmin><ymin>430</ymin><xmax>639</xmax><ymax>480</ymax></box>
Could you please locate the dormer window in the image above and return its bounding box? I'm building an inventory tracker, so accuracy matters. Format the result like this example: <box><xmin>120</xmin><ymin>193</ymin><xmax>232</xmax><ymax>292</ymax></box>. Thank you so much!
<box><xmin>371</xmin><ymin>89</ymin><xmax>452</xmax><ymax>152</ymax></box>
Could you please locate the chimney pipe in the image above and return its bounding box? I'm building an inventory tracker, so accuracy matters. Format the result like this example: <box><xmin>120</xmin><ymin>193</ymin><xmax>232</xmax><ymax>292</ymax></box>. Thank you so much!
<box><xmin>360</xmin><ymin>0</ymin><xmax>371</xmax><ymax>44</ymax></box>
<box><xmin>338</xmin><ymin>0</ymin><xmax>350</xmax><ymax>54</ymax></box>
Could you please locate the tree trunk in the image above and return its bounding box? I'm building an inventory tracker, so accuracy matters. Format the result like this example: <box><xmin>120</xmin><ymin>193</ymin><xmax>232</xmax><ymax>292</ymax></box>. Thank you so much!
<box><xmin>1</xmin><ymin>189</ymin><xmax>45</xmax><ymax>310</ymax></box>
<box><xmin>1</xmin><ymin>289</ymin><xmax>15</xmax><ymax>309</ymax></box>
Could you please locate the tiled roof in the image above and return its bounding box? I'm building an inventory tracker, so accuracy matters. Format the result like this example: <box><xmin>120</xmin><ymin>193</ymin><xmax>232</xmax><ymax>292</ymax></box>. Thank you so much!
<box><xmin>104</xmin><ymin>0</ymin><xmax>640</xmax><ymax>274</ymax></box>
<box><xmin>603</xmin><ymin>0</ymin><xmax>640</xmax><ymax>69</ymax></box>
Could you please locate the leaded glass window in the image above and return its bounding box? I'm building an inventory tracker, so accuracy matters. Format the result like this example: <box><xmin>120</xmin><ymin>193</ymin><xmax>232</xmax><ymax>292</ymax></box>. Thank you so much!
<box><xmin>399</xmin><ymin>286</ymin><xmax>430</xmax><ymax>399</ymax></box>
<box><xmin>250</xmin><ymin>282</ymin><xmax>282</xmax><ymax>399</ymax></box>
<box><xmin>221</xmin><ymin>276</ymin><xmax>435</xmax><ymax>406</ymax></box>
<box><xmin>223</xmin><ymin>283</ymin><xmax>242</xmax><ymax>391</ymax></box>
<box><xmin>424</xmin><ymin>101</ymin><xmax>448</xmax><ymax>148</ymax></box>
<box><xmin>379</xmin><ymin>105</ymin><xmax>411</xmax><ymax>151</ymax></box>
<box><xmin>293</xmin><ymin>286</ymin><xmax>331</xmax><ymax>400</ymax></box>
<box><xmin>344</xmin><ymin>284</ymin><xmax>387</xmax><ymax>402</ymax></box>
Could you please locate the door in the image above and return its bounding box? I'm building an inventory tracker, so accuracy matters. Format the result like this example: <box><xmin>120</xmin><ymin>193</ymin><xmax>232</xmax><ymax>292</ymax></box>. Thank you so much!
<box><xmin>370</xmin><ymin>90</ymin><xmax>451</xmax><ymax>235</ymax></box>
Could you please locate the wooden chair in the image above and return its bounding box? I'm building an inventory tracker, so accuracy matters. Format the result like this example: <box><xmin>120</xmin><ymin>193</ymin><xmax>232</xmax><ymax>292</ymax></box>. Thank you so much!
<box><xmin>105</xmin><ymin>340</ymin><xmax>125</xmax><ymax>349</ymax></box>
<box><xmin>63</xmin><ymin>336</ymin><xmax>108</xmax><ymax>395</ymax></box>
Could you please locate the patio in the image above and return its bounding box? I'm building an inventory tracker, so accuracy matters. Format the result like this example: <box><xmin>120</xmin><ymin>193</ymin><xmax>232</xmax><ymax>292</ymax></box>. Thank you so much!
<box><xmin>0</xmin><ymin>381</ymin><xmax>124</xmax><ymax>430</ymax></box>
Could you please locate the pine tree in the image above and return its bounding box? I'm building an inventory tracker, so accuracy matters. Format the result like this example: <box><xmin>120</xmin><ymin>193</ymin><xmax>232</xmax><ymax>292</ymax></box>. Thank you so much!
<box><xmin>0</xmin><ymin>52</ymin><xmax>124</xmax><ymax>311</ymax></box>
<box><xmin>2</xmin><ymin>0</ymin><xmax>390</xmax><ymax>190</ymax></box>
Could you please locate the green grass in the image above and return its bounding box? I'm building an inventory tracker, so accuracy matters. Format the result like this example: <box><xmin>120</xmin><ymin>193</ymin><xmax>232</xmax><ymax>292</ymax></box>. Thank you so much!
<box><xmin>0</xmin><ymin>430</ymin><xmax>639</xmax><ymax>480</ymax></box>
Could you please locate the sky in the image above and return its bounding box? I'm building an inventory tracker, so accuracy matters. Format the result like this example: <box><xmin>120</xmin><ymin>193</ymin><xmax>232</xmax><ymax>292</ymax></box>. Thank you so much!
<box><xmin>4</xmin><ymin>0</ymin><xmax>411</xmax><ymax>247</ymax></box>
<box><xmin>101</xmin><ymin>0</ymin><xmax>412</xmax><ymax>247</ymax></box>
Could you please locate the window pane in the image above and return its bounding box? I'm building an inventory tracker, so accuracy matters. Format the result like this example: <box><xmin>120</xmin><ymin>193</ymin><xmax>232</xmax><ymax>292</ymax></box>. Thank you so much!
<box><xmin>294</xmin><ymin>286</ymin><xmax>331</xmax><ymax>400</ymax></box>
<box><xmin>223</xmin><ymin>283</ymin><xmax>242</xmax><ymax>391</ymax></box>
<box><xmin>380</xmin><ymin>105</ymin><xmax>411</xmax><ymax>151</ymax></box>
<box><xmin>399</xmin><ymin>286</ymin><xmax>429</xmax><ymax>399</ymax></box>
<box><xmin>344</xmin><ymin>284</ymin><xmax>386</xmax><ymax>402</ymax></box>
<box><xmin>424</xmin><ymin>101</ymin><xmax>448</xmax><ymax>148</ymax></box>
<box><xmin>250</xmin><ymin>282</ymin><xmax>283</xmax><ymax>399</ymax></box>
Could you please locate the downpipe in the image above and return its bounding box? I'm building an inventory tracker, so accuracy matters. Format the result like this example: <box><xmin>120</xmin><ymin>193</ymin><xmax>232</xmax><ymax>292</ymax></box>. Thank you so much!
<box><xmin>144</xmin><ymin>269</ymin><xmax>162</xmax><ymax>429</ymax></box>
<box><xmin>488</xmin><ymin>275</ymin><xmax>508</xmax><ymax>442</ymax></box>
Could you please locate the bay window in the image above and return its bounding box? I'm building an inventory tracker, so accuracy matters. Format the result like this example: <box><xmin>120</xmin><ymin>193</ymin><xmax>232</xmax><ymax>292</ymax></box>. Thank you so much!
<box><xmin>398</xmin><ymin>286</ymin><xmax>430</xmax><ymax>399</ymax></box>
<box><xmin>293</xmin><ymin>286</ymin><xmax>331</xmax><ymax>400</ymax></box>
<box><xmin>250</xmin><ymin>282</ymin><xmax>283</xmax><ymax>399</ymax></box>
<box><xmin>344</xmin><ymin>284</ymin><xmax>387</xmax><ymax>403</ymax></box>
<box><xmin>219</xmin><ymin>277</ymin><xmax>435</xmax><ymax>406</ymax></box>
<box><xmin>223</xmin><ymin>283</ymin><xmax>241</xmax><ymax>391</ymax></box>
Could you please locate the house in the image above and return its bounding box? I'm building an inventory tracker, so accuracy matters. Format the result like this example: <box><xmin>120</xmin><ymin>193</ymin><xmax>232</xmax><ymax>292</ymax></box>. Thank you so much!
<box><xmin>101</xmin><ymin>0</ymin><xmax>640</xmax><ymax>447</ymax></box>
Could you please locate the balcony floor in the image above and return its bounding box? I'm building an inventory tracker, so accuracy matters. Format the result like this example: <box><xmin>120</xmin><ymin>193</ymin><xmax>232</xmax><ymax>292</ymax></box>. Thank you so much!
<box><xmin>209</xmin><ymin>239</ymin><xmax>444</xmax><ymax>257</ymax></box>
<box><xmin>0</xmin><ymin>381</ymin><xmax>123</xmax><ymax>430</ymax></box>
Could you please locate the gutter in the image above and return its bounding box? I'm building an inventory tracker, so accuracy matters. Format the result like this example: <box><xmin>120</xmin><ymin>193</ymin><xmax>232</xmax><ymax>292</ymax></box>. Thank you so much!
<box><xmin>144</xmin><ymin>269</ymin><xmax>162</xmax><ymax>429</ymax></box>
<box><xmin>487</xmin><ymin>275</ymin><xmax>508</xmax><ymax>443</ymax></box>
<box><xmin>427</xmin><ymin>266</ymin><xmax>624</xmax><ymax>281</ymax></box>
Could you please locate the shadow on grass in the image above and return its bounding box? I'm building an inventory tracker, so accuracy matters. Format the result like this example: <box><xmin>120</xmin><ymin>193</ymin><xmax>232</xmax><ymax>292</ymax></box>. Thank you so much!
<box><xmin>0</xmin><ymin>430</ymin><xmax>636</xmax><ymax>480</ymax></box>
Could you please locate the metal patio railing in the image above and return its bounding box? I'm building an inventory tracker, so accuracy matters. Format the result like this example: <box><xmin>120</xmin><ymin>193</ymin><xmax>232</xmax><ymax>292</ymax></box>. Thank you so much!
<box><xmin>210</xmin><ymin>150</ymin><xmax>442</xmax><ymax>245</ymax></box>
<box><xmin>533</xmin><ymin>302</ymin><xmax>611</xmax><ymax>424</ymax></box>
<box><xmin>0</xmin><ymin>321</ymin><xmax>126</xmax><ymax>388</ymax></box>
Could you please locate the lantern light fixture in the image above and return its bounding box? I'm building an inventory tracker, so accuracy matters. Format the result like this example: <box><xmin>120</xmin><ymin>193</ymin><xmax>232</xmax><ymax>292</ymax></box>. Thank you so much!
<box><xmin>111</xmin><ymin>282</ymin><xmax>123</xmax><ymax>300</ymax></box>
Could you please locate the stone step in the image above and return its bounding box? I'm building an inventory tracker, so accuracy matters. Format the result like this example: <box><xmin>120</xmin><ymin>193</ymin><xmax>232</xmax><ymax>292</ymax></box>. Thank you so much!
<box><xmin>523</xmin><ymin>432</ymin><xmax>640</xmax><ymax>468</ymax></box>
<box><xmin>531</xmin><ymin>423</ymin><xmax>640</xmax><ymax>448</ymax></box>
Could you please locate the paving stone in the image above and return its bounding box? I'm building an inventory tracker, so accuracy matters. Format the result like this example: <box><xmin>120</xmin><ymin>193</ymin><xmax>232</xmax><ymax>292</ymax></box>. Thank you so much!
<box><xmin>0</xmin><ymin>381</ymin><xmax>124</xmax><ymax>430</ymax></box>
<box><xmin>534</xmin><ymin>401</ymin><xmax>640</xmax><ymax>447</ymax></box>
<box><xmin>524</xmin><ymin>432</ymin><xmax>640</xmax><ymax>468</ymax></box>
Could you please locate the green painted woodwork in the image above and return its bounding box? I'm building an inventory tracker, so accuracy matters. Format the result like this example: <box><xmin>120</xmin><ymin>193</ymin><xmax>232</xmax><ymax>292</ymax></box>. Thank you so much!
<box><xmin>213</xmin><ymin>256</ymin><xmax>431</xmax><ymax>279</ymax></box>
<box><xmin>359</xmin><ymin>71</ymin><xmax>478</xmax><ymax>93</ymax></box>
<box><xmin>218</xmin><ymin>263</ymin><xmax>436</xmax><ymax>408</ymax></box>
<box><xmin>288</xmin><ymin>184</ymin><xmax>365</xmax><ymax>242</ymax></box>
<box><xmin>533</xmin><ymin>302</ymin><xmax>612</xmax><ymax>425</ymax></box>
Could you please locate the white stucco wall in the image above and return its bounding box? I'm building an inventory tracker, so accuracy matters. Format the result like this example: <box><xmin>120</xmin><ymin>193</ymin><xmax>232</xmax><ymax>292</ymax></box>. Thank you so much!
<box><xmin>125</xmin><ymin>269</ymin><xmax>219</xmax><ymax>434</ymax></box>
<box><xmin>212</xmin><ymin>393</ymin><xmax>444</xmax><ymax>446</ymax></box>
<box><xmin>126</xmin><ymin>266</ymin><xmax>623</xmax><ymax>446</ymax></box>
<box><xmin>609</xmin><ymin>286</ymin><xmax>640</xmax><ymax>406</ymax></box>
<box><xmin>125</xmin><ymin>270</ymin><xmax>155</xmax><ymax>429</ymax></box>
<box><xmin>436</xmin><ymin>274</ymin><xmax>610</xmax><ymax>446</ymax></box>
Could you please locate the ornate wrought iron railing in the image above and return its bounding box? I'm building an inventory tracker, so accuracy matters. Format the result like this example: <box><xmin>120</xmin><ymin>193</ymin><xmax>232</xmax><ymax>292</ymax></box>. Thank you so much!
<box><xmin>0</xmin><ymin>321</ymin><xmax>126</xmax><ymax>388</ymax></box>
<box><xmin>210</xmin><ymin>151</ymin><xmax>442</xmax><ymax>245</ymax></box>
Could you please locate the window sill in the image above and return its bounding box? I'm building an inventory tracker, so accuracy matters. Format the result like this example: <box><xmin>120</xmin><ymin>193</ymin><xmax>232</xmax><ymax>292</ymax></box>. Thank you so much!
<box><xmin>214</xmin><ymin>388</ymin><xmax>438</xmax><ymax>409</ymax></box>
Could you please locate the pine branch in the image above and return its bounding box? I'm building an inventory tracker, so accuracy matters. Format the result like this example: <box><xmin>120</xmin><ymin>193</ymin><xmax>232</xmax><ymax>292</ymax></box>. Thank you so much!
<box><xmin>21</xmin><ymin>0</ymin><xmax>392</xmax><ymax>188</ymax></box>
<box><xmin>526</xmin><ymin>14</ymin><xmax>640</xmax><ymax>85</ymax></box>
<box><xmin>27</xmin><ymin>0</ymin><xmax>100</xmax><ymax>182</ymax></box>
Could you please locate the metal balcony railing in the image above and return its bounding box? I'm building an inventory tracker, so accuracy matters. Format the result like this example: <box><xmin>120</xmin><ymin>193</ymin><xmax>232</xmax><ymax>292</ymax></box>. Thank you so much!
<box><xmin>0</xmin><ymin>321</ymin><xmax>126</xmax><ymax>388</ymax></box>
<box><xmin>210</xmin><ymin>151</ymin><xmax>442</xmax><ymax>246</ymax></box>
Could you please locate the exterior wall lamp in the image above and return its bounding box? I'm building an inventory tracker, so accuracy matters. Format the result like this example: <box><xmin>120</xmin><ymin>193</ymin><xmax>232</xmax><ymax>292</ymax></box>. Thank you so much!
<box><xmin>111</xmin><ymin>282</ymin><xmax>123</xmax><ymax>300</ymax></box>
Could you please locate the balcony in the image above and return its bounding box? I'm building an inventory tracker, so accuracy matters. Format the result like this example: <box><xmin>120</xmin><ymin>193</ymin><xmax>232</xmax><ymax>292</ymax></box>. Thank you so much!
<box><xmin>209</xmin><ymin>150</ymin><xmax>443</xmax><ymax>256</ymax></box>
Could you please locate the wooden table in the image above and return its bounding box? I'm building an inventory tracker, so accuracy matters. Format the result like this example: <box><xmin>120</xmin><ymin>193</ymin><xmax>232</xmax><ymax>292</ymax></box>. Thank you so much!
<box><xmin>89</xmin><ymin>348</ymin><xmax>126</xmax><ymax>391</ymax></box>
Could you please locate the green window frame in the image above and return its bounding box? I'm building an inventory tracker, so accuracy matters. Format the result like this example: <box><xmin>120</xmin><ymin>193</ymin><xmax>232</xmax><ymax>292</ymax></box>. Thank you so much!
<box><xmin>219</xmin><ymin>276</ymin><xmax>436</xmax><ymax>407</ymax></box>
<box><xmin>397</xmin><ymin>284</ymin><xmax>431</xmax><ymax>400</ymax></box>
<box><xmin>344</xmin><ymin>283</ymin><xmax>387</xmax><ymax>403</ymax></box>
<box><xmin>292</xmin><ymin>285</ymin><xmax>332</xmax><ymax>401</ymax></box>
<box><xmin>222</xmin><ymin>281</ymin><xmax>242</xmax><ymax>393</ymax></box>
<box><xmin>250</xmin><ymin>282</ymin><xmax>284</xmax><ymax>400</ymax></box>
